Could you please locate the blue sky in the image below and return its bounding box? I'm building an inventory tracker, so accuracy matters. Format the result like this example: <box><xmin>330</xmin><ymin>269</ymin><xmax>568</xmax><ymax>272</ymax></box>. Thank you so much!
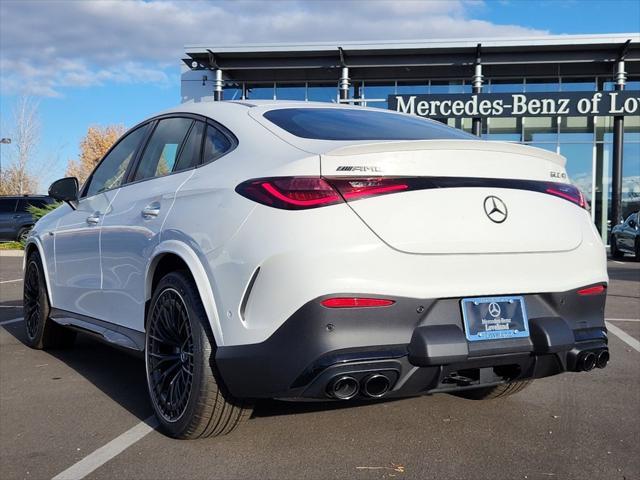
<box><xmin>1</xmin><ymin>0</ymin><xmax>639</xmax><ymax>192</ymax></box>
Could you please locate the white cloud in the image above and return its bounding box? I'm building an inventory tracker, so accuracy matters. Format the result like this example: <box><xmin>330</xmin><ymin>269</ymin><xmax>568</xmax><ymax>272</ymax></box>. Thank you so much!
<box><xmin>0</xmin><ymin>0</ymin><xmax>548</xmax><ymax>97</ymax></box>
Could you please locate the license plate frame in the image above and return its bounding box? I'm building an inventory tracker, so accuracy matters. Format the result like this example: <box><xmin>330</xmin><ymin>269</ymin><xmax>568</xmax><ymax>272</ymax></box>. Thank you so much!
<box><xmin>460</xmin><ymin>295</ymin><xmax>530</xmax><ymax>342</ymax></box>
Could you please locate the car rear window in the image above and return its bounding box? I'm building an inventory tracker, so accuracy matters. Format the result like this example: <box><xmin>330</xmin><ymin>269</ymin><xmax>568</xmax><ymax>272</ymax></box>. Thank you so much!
<box><xmin>263</xmin><ymin>108</ymin><xmax>473</xmax><ymax>141</ymax></box>
<box><xmin>0</xmin><ymin>199</ymin><xmax>16</xmax><ymax>213</ymax></box>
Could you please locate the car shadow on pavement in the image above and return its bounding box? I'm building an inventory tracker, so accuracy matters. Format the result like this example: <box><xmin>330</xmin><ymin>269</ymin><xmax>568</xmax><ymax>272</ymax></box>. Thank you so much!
<box><xmin>2</xmin><ymin>317</ymin><xmax>401</xmax><ymax>423</ymax></box>
<box><xmin>252</xmin><ymin>397</ymin><xmax>406</xmax><ymax>418</ymax></box>
<box><xmin>2</xmin><ymin>321</ymin><xmax>153</xmax><ymax>421</ymax></box>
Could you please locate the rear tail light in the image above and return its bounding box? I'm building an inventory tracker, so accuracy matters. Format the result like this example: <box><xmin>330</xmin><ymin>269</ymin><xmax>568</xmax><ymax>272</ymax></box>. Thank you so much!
<box><xmin>577</xmin><ymin>285</ymin><xmax>606</xmax><ymax>296</ymax></box>
<box><xmin>236</xmin><ymin>176</ymin><xmax>589</xmax><ymax>211</ymax></box>
<box><xmin>235</xmin><ymin>177</ymin><xmax>341</xmax><ymax>210</ymax></box>
<box><xmin>236</xmin><ymin>176</ymin><xmax>409</xmax><ymax>210</ymax></box>
<box><xmin>545</xmin><ymin>183</ymin><xmax>588</xmax><ymax>210</ymax></box>
<box><xmin>321</xmin><ymin>297</ymin><xmax>395</xmax><ymax>308</ymax></box>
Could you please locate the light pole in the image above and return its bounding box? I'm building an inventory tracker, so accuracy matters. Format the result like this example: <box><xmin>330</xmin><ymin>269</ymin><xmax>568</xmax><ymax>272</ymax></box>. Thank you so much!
<box><xmin>0</xmin><ymin>137</ymin><xmax>11</xmax><ymax>177</ymax></box>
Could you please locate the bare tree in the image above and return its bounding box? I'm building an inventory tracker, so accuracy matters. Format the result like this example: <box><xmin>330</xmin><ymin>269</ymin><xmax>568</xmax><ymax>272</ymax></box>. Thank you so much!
<box><xmin>0</xmin><ymin>97</ymin><xmax>40</xmax><ymax>195</ymax></box>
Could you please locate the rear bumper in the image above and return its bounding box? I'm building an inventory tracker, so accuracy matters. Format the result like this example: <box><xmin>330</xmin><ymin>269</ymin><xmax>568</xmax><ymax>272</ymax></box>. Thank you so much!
<box><xmin>215</xmin><ymin>286</ymin><xmax>608</xmax><ymax>400</ymax></box>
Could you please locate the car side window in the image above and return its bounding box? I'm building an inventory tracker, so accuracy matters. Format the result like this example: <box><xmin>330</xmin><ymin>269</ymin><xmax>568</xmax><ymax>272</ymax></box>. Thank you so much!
<box><xmin>0</xmin><ymin>199</ymin><xmax>16</xmax><ymax>213</ymax></box>
<box><xmin>173</xmin><ymin>121</ymin><xmax>205</xmax><ymax>172</ymax></box>
<box><xmin>18</xmin><ymin>199</ymin><xmax>47</xmax><ymax>211</ymax></box>
<box><xmin>134</xmin><ymin>118</ymin><xmax>193</xmax><ymax>181</ymax></box>
<box><xmin>17</xmin><ymin>199</ymin><xmax>34</xmax><ymax>212</ymax></box>
<box><xmin>202</xmin><ymin>123</ymin><xmax>232</xmax><ymax>164</ymax></box>
<box><xmin>84</xmin><ymin>125</ymin><xmax>149</xmax><ymax>198</ymax></box>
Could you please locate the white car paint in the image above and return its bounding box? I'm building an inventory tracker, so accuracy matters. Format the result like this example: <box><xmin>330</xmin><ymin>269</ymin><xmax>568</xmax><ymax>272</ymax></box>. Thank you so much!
<box><xmin>27</xmin><ymin>100</ymin><xmax>608</xmax><ymax>349</ymax></box>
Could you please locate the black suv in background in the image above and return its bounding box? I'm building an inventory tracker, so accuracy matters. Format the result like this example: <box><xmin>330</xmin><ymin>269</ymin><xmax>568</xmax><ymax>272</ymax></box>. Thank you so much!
<box><xmin>0</xmin><ymin>195</ymin><xmax>55</xmax><ymax>242</ymax></box>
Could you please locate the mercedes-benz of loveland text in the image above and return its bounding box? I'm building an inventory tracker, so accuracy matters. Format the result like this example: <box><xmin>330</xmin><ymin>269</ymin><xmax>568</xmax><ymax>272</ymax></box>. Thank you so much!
<box><xmin>24</xmin><ymin>102</ymin><xmax>609</xmax><ymax>439</ymax></box>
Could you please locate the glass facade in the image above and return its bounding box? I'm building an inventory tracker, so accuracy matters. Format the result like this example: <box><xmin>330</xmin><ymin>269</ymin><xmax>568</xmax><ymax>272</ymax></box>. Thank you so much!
<box><xmin>224</xmin><ymin>76</ymin><xmax>640</xmax><ymax>243</ymax></box>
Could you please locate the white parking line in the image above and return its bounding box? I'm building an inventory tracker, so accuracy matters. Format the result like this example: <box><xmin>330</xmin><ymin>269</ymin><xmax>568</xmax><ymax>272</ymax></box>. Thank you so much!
<box><xmin>0</xmin><ymin>278</ymin><xmax>21</xmax><ymax>284</ymax></box>
<box><xmin>52</xmin><ymin>416</ymin><xmax>159</xmax><ymax>480</ymax></box>
<box><xmin>0</xmin><ymin>317</ymin><xmax>23</xmax><ymax>326</ymax></box>
<box><xmin>606</xmin><ymin>321</ymin><xmax>640</xmax><ymax>353</ymax></box>
<box><xmin>606</xmin><ymin>318</ymin><xmax>640</xmax><ymax>323</ymax></box>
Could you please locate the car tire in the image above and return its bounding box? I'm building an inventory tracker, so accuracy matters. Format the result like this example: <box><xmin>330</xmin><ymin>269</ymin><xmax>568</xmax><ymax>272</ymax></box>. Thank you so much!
<box><xmin>23</xmin><ymin>251</ymin><xmax>77</xmax><ymax>350</ymax></box>
<box><xmin>451</xmin><ymin>380</ymin><xmax>533</xmax><ymax>400</ymax></box>
<box><xmin>635</xmin><ymin>240</ymin><xmax>640</xmax><ymax>262</ymax></box>
<box><xmin>610</xmin><ymin>235</ymin><xmax>623</xmax><ymax>259</ymax></box>
<box><xmin>145</xmin><ymin>271</ymin><xmax>252</xmax><ymax>439</ymax></box>
<box><xmin>17</xmin><ymin>227</ymin><xmax>31</xmax><ymax>243</ymax></box>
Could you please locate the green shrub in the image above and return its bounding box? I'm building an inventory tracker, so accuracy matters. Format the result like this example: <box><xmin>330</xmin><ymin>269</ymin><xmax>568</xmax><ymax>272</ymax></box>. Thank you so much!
<box><xmin>27</xmin><ymin>202</ymin><xmax>61</xmax><ymax>221</ymax></box>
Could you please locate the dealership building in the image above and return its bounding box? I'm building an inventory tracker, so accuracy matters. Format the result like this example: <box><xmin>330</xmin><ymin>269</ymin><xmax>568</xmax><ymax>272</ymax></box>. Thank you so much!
<box><xmin>181</xmin><ymin>33</ymin><xmax>640</xmax><ymax>243</ymax></box>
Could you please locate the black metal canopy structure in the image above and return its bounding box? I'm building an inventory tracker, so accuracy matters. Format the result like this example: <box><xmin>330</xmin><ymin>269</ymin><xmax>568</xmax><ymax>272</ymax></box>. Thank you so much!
<box><xmin>184</xmin><ymin>34</ymin><xmax>640</xmax><ymax>83</ymax></box>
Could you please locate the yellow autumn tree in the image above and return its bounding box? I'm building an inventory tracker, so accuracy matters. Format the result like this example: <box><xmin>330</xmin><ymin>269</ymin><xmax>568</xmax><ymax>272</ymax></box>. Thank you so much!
<box><xmin>66</xmin><ymin>125</ymin><xmax>126</xmax><ymax>185</ymax></box>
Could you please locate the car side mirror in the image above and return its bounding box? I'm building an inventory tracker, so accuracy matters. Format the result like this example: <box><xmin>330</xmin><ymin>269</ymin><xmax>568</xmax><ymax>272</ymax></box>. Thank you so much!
<box><xmin>49</xmin><ymin>177</ymin><xmax>79</xmax><ymax>210</ymax></box>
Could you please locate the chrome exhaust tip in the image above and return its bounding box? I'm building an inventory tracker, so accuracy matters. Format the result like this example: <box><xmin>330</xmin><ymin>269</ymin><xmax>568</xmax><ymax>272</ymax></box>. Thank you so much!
<box><xmin>361</xmin><ymin>374</ymin><xmax>391</xmax><ymax>398</ymax></box>
<box><xmin>596</xmin><ymin>350</ymin><xmax>610</xmax><ymax>369</ymax></box>
<box><xmin>327</xmin><ymin>376</ymin><xmax>359</xmax><ymax>400</ymax></box>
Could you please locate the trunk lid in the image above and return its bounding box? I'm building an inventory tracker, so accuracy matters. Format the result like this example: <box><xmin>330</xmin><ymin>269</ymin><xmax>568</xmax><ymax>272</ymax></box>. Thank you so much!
<box><xmin>321</xmin><ymin>140</ymin><xmax>583</xmax><ymax>255</ymax></box>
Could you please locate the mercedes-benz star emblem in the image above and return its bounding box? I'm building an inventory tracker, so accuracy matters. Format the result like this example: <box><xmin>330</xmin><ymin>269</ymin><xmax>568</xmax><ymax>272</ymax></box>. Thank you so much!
<box><xmin>488</xmin><ymin>302</ymin><xmax>502</xmax><ymax>318</ymax></box>
<box><xmin>484</xmin><ymin>196</ymin><xmax>508</xmax><ymax>223</ymax></box>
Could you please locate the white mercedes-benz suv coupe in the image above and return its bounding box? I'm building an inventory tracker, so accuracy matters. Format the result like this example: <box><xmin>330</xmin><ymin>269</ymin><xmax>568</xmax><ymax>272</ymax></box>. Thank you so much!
<box><xmin>24</xmin><ymin>101</ymin><xmax>609</xmax><ymax>439</ymax></box>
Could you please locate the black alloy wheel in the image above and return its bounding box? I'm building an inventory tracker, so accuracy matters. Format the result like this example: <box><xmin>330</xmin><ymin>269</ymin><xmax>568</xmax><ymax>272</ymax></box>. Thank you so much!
<box><xmin>23</xmin><ymin>259</ymin><xmax>42</xmax><ymax>341</ymax></box>
<box><xmin>145</xmin><ymin>271</ymin><xmax>252</xmax><ymax>439</ymax></box>
<box><xmin>23</xmin><ymin>251</ymin><xmax>76</xmax><ymax>350</ymax></box>
<box><xmin>146</xmin><ymin>288</ymin><xmax>195</xmax><ymax>423</ymax></box>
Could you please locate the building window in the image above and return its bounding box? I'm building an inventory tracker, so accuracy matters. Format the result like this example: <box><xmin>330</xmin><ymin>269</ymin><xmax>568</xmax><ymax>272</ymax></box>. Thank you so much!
<box><xmin>560</xmin><ymin>77</ymin><xmax>596</xmax><ymax>91</ymax></box>
<box><xmin>361</xmin><ymin>81</ymin><xmax>395</xmax><ymax>109</ymax></box>
<box><xmin>488</xmin><ymin>79</ymin><xmax>524</xmax><ymax>93</ymax></box>
<box><xmin>396</xmin><ymin>81</ymin><xmax>428</xmax><ymax>95</ymax></box>
<box><xmin>276</xmin><ymin>83</ymin><xmax>306</xmax><ymax>101</ymax></box>
<box><xmin>223</xmin><ymin>83</ymin><xmax>243</xmax><ymax>101</ymax></box>
<box><xmin>245</xmin><ymin>83</ymin><xmax>275</xmax><ymax>100</ymax></box>
<box><xmin>307</xmin><ymin>82</ymin><xmax>338</xmax><ymax>103</ymax></box>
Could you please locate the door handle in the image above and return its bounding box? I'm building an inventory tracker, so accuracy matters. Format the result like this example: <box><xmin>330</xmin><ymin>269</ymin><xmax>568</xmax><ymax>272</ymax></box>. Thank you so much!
<box><xmin>141</xmin><ymin>203</ymin><xmax>161</xmax><ymax>219</ymax></box>
<box><xmin>86</xmin><ymin>214</ymin><xmax>100</xmax><ymax>225</ymax></box>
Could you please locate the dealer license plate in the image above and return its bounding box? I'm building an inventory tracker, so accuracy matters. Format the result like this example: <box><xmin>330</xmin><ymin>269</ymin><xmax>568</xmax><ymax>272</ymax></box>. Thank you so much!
<box><xmin>460</xmin><ymin>296</ymin><xmax>530</xmax><ymax>342</ymax></box>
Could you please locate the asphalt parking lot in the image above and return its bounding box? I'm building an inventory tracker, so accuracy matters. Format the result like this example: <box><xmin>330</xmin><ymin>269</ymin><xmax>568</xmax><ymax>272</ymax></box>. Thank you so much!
<box><xmin>1</xmin><ymin>251</ymin><xmax>638</xmax><ymax>480</ymax></box>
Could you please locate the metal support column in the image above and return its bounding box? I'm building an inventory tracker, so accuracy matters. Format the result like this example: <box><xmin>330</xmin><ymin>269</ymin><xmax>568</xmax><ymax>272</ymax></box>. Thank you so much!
<box><xmin>472</xmin><ymin>44</ymin><xmax>483</xmax><ymax>137</ymax></box>
<box><xmin>611</xmin><ymin>40</ymin><xmax>630</xmax><ymax>227</ymax></box>
<box><xmin>339</xmin><ymin>66</ymin><xmax>350</xmax><ymax>102</ymax></box>
<box><xmin>213</xmin><ymin>69</ymin><xmax>223</xmax><ymax>101</ymax></box>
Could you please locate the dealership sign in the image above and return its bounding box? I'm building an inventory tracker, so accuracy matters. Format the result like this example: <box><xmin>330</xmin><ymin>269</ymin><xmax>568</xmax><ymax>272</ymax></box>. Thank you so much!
<box><xmin>388</xmin><ymin>91</ymin><xmax>640</xmax><ymax>118</ymax></box>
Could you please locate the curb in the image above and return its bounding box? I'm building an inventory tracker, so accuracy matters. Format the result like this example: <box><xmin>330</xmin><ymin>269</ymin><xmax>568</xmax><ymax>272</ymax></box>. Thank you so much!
<box><xmin>0</xmin><ymin>250</ymin><xmax>25</xmax><ymax>257</ymax></box>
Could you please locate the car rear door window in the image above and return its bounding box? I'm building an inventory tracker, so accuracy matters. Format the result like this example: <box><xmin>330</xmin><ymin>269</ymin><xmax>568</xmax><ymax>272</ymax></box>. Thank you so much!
<box><xmin>84</xmin><ymin>124</ymin><xmax>149</xmax><ymax>197</ymax></box>
<box><xmin>134</xmin><ymin>118</ymin><xmax>193</xmax><ymax>181</ymax></box>
<box><xmin>263</xmin><ymin>108</ymin><xmax>474</xmax><ymax>141</ymax></box>
<box><xmin>0</xmin><ymin>199</ymin><xmax>16</xmax><ymax>213</ymax></box>
<box><xmin>17</xmin><ymin>199</ymin><xmax>47</xmax><ymax>212</ymax></box>
<box><xmin>173</xmin><ymin>121</ymin><xmax>205</xmax><ymax>172</ymax></box>
<box><xmin>202</xmin><ymin>123</ymin><xmax>232</xmax><ymax>164</ymax></box>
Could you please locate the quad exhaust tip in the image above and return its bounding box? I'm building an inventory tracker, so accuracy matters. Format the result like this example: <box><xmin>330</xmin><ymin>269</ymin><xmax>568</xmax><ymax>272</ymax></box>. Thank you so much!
<box><xmin>361</xmin><ymin>374</ymin><xmax>391</xmax><ymax>398</ymax></box>
<box><xmin>328</xmin><ymin>376</ymin><xmax>359</xmax><ymax>400</ymax></box>
<box><xmin>580</xmin><ymin>352</ymin><xmax>597</xmax><ymax>372</ymax></box>
<box><xmin>596</xmin><ymin>350</ymin><xmax>610</xmax><ymax>369</ymax></box>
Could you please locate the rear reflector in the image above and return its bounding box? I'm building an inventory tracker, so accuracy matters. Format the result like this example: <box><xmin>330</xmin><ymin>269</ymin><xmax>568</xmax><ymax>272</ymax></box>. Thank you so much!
<box><xmin>321</xmin><ymin>297</ymin><xmax>395</xmax><ymax>308</ymax></box>
<box><xmin>577</xmin><ymin>285</ymin><xmax>606</xmax><ymax>296</ymax></box>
